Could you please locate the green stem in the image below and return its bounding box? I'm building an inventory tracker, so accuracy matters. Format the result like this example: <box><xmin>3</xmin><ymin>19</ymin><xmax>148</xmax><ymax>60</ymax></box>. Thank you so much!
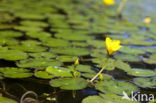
<box><xmin>72</xmin><ymin>90</ymin><xmax>76</xmax><ymax>98</ymax></box>
<box><xmin>90</xmin><ymin>56</ymin><xmax>110</xmax><ymax>82</ymax></box>
<box><xmin>73</xmin><ymin>65</ymin><xmax>77</xmax><ymax>78</ymax></box>
<box><xmin>117</xmin><ymin>0</ymin><xmax>127</xmax><ymax>18</ymax></box>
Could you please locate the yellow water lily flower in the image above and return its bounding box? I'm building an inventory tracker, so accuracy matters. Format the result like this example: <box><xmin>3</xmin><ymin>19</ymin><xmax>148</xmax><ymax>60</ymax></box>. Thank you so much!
<box><xmin>103</xmin><ymin>0</ymin><xmax>115</xmax><ymax>5</ymax></box>
<box><xmin>105</xmin><ymin>37</ymin><xmax>121</xmax><ymax>55</ymax></box>
<box><xmin>143</xmin><ymin>17</ymin><xmax>151</xmax><ymax>24</ymax></box>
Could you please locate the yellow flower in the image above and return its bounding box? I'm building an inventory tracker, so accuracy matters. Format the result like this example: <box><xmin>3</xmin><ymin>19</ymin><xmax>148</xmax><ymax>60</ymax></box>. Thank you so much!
<box><xmin>143</xmin><ymin>17</ymin><xmax>151</xmax><ymax>24</ymax></box>
<box><xmin>105</xmin><ymin>37</ymin><xmax>121</xmax><ymax>55</ymax></box>
<box><xmin>103</xmin><ymin>0</ymin><xmax>115</xmax><ymax>5</ymax></box>
<box><xmin>74</xmin><ymin>58</ymin><xmax>79</xmax><ymax>66</ymax></box>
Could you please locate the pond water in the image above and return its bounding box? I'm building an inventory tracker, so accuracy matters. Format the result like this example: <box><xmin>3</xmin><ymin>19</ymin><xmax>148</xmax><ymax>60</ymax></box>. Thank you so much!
<box><xmin>0</xmin><ymin>0</ymin><xmax>156</xmax><ymax>103</ymax></box>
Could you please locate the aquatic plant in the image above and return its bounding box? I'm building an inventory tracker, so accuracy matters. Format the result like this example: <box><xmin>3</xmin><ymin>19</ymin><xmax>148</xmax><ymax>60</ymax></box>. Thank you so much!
<box><xmin>90</xmin><ymin>37</ymin><xmax>121</xmax><ymax>82</ymax></box>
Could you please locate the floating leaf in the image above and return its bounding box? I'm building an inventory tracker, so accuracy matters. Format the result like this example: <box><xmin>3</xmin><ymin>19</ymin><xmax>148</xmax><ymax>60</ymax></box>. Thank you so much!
<box><xmin>115</xmin><ymin>60</ymin><xmax>132</xmax><ymax>72</ymax></box>
<box><xmin>133</xmin><ymin>77</ymin><xmax>156</xmax><ymax>88</ymax></box>
<box><xmin>0</xmin><ymin>67</ymin><xmax>33</xmax><ymax>78</ymax></box>
<box><xmin>87</xmin><ymin>40</ymin><xmax>106</xmax><ymax>48</ymax></box>
<box><xmin>50</xmin><ymin>78</ymin><xmax>88</xmax><ymax>90</ymax></box>
<box><xmin>46</xmin><ymin>66</ymin><xmax>73</xmax><ymax>77</ymax></box>
<box><xmin>119</xmin><ymin>46</ymin><xmax>145</xmax><ymax>55</ymax></box>
<box><xmin>26</xmin><ymin>31</ymin><xmax>51</xmax><ymax>39</ymax></box>
<box><xmin>0</xmin><ymin>50</ymin><xmax>28</xmax><ymax>61</ymax></box>
<box><xmin>68</xmin><ymin>65</ymin><xmax>95</xmax><ymax>73</ymax></box>
<box><xmin>17</xmin><ymin>58</ymin><xmax>62</xmax><ymax>69</ymax></box>
<box><xmin>14</xmin><ymin>26</ymin><xmax>43</xmax><ymax>32</ymax></box>
<box><xmin>71</xmin><ymin>41</ymin><xmax>89</xmax><ymax>47</ymax></box>
<box><xmin>114</xmin><ymin>54</ymin><xmax>142</xmax><ymax>62</ymax></box>
<box><xmin>55</xmin><ymin>33</ymin><xmax>92</xmax><ymax>41</ymax></box>
<box><xmin>90</xmin><ymin>49</ymin><xmax>107</xmax><ymax>57</ymax></box>
<box><xmin>82</xmin><ymin>95</ymin><xmax>105</xmax><ymax>103</ymax></box>
<box><xmin>9</xmin><ymin>44</ymin><xmax>47</xmax><ymax>52</ymax></box>
<box><xmin>20</xmin><ymin>20</ymin><xmax>48</xmax><ymax>27</ymax></box>
<box><xmin>56</xmin><ymin>56</ymin><xmax>77</xmax><ymax>62</ymax></box>
<box><xmin>82</xmin><ymin>93</ymin><xmax>139</xmax><ymax>103</ymax></box>
<box><xmin>143</xmin><ymin>58</ymin><xmax>156</xmax><ymax>64</ymax></box>
<box><xmin>127</xmin><ymin>68</ymin><xmax>156</xmax><ymax>77</ymax></box>
<box><xmin>14</xmin><ymin>12</ymin><xmax>45</xmax><ymax>20</ymax></box>
<box><xmin>51</xmin><ymin>47</ymin><xmax>90</xmax><ymax>56</ymax></box>
<box><xmin>29</xmin><ymin>52</ymin><xmax>56</xmax><ymax>59</ymax></box>
<box><xmin>143</xmin><ymin>54</ymin><xmax>156</xmax><ymax>64</ymax></box>
<box><xmin>95</xmin><ymin>80</ymin><xmax>138</xmax><ymax>95</ymax></box>
<box><xmin>0</xmin><ymin>38</ymin><xmax>19</xmax><ymax>46</ymax></box>
<box><xmin>0</xmin><ymin>31</ymin><xmax>23</xmax><ymax>38</ymax></box>
<box><xmin>34</xmin><ymin>71</ymin><xmax>54</xmax><ymax>79</ymax></box>
<box><xmin>42</xmin><ymin>38</ymin><xmax>70</xmax><ymax>47</ymax></box>
<box><xmin>92</xmin><ymin>58</ymin><xmax>115</xmax><ymax>70</ymax></box>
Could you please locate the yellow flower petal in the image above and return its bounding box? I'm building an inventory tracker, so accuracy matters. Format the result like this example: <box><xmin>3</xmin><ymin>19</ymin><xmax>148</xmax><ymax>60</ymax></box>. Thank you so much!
<box><xmin>105</xmin><ymin>37</ymin><xmax>121</xmax><ymax>55</ymax></box>
<box><xmin>143</xmin><ymin>17</ymin><xmax>151</xmax><ymax>24</ymax></box>
<box><xmin>103</xmin><ymin>0</ymin><xmax>115</xmax><ymax>6</ymax></box>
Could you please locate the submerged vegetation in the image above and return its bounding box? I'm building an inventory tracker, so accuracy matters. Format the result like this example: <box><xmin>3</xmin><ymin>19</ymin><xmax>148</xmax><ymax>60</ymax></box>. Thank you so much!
<box><xmin>0</xmin><ymin>0</ymin><xmax>155</xmax><ymax>103</ymax></box>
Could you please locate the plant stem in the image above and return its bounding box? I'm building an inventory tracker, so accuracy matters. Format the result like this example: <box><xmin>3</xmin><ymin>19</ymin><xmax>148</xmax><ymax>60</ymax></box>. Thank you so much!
<box><xmin>72</xmin><ymin>90</ymin><xmax>76</xmax><ymax>98</ymax></box>
<box><xmin>73</xmin><ymin>65</ymin><xmax>77</xmax><ymax>78</ymax></box>
<box><xmin>117</xmin><ymin>0</ymin><xmax>127</xmax><ymax>18</ymax></box>
<box><xmin>90</xmin><ymin>56</ymin><xmax>110</xmax><ymax>82</ymax></box>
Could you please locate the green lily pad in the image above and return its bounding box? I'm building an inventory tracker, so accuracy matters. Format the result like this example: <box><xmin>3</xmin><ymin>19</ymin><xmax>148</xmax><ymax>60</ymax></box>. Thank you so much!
<box><xmin>55</xmin><ymin>33</ymin><xmax>92</xmax><ymax>41</ymax></box>
<box><xmin>90</xmin><ymin>49</ymin><xmax>107</xmax><ymax>57</ymax></box>
<box><xmin>143</xmin><ymin>58</ymin><xmax>156</xmax><ymax>64</ymax></box>
<box><xmin>0</xmin><ymin>67</ymin><xmax>33</xmax><ymax>78</ymax></box>
<box><xmin>0</xmin><ymin>38</ymin><xmax>19</xmax><ymax>46</ymax></box>
<box><xmin>92</xmin><ymin>58</ymin><xmax>115</xmax><ymax>70</ymax></box>
<box><xmin>17</xmin><ymin>58</ymin><xmax>62</xmax><ymax>69</ymax></box>
<box><xmin>42</xmin><ymin>38</ymin><xmax>70</xmax><ymax>47</ymax></box>
<box><xmin>20</xmin><ymin>20</ymin><xmax>48</xmax><ymax>27</ymax></box>
<box><xmin>46</xmin><ymin>66</ymin><xmax>73</xmax><ymax>77</ymax></box>
<box><xmin>144</xmin><ymin>48</ymin><xmax>156</xmax><ymax>53</ymax></box>
<box><xmin>82</xmin><ymin>95</ymin><xmax>105</xmax><ymax>103</ymax></box>
<box><xmin>21</xmin><ymin>40</ymin><xmax>42</xmax><ymax>46</ymax></box>
<box><xmin>34</xmin><ymin>71</ymin><xmax>54</xmax><ymax>79</ymax></box>
<box><xmin>29</xmin><ymin>52</ymin><xmax>56</xmax><ymax>59</ymax></box>
<box><xmin>0</xmin><ymin>31</ymin><xmax>23</xmax><ymax>38</ymax></box>
<box><xmin>0</xmin><ymin>13</ymin><xmax>14</xmax><ymax>23</ymax></box>
<box><xmin>114</xmin><ymin>54</ymin><xmax>142</xmax><ymax>62</ymax></box>
<box><xmin>56</xmin><ymin>56</ymin><xmax>77</xmax><ymax>62</ymax></box>
<box><xmin>51</xmin><ymin>47</ymin><xmax>90</xmax><ymax>56</ymax></box>
<box><xmin>14</xmin><ymin>26</ymin><xmax>43</xmax><ymax>32</ymax></box>
<box><xmin>14</xmin><ymin>12</ymin><xmax>45</xmax><ymax>20</ymax></box>
<box><xmin>0</xmin><ymin>49</ymin><xmax>28</xmax><ymax>61</ymax></box>
<box><xmin>87</xmin><ymin>40</ymin><xmax>106</xmax><ymax>48</ymax></box>
<box><xmin>133</xmin><ymin>77</ymin><xmax>156</xmax><ymax>88</ymax></box>
<box><xmin>82</xmin><ymin>93</ymin><xmax>139</xmax><ymax>103</ymax></box>
<box><xmin>68</xmin><ymin>65</ymin><xmax>95</xmax><ymax>73</ymax></box>
<box><xmin>9</xmin><ymin>44</ymin><xmax>47</xmax><ymax>52</ymax></box>
<box><xmin>71</xmin><ymin>41</ymin><xmax>89</xmax><ymax>47</ymax></box>
<box><xmin>127</xmin><ymin>68</ymin><xmax>156</xmax><ymax>77</ymax></box>
<box><xmin>143</xmin><ymin>54</ymin><xmax>156</xmax><ymax>64</ymax></box>
<box><xmin>115</xmin><ymin>60</ymin><xmax>132</xmax><ymax>72</ymax></box>
<box><xmin>49</xmin><ymin>78</ymin><xmax>88</xmax><ymax>90</ymax></box>
<box><xmin>26</xmin><ymin>31</ymin><xmax>51</xmax><ymax>39</ymax></box>
<box><xmin>119</xmin><ymin>46</ymin><xmax>145</xmax><ymax>55</ymax></box>
<box><xmin>95</xmin><ymin>80</ymin><xmax>138</xmax><ymax>95</ymax></box>
<box><xmin>100</xmin><ymin>93</ymin><xmax>139</xmax><ymax>103</ymax></box>
<box><xmin>0</xmin><ymin>97</ymin><xmax>17</xmax><ymax>103</ymax></box>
